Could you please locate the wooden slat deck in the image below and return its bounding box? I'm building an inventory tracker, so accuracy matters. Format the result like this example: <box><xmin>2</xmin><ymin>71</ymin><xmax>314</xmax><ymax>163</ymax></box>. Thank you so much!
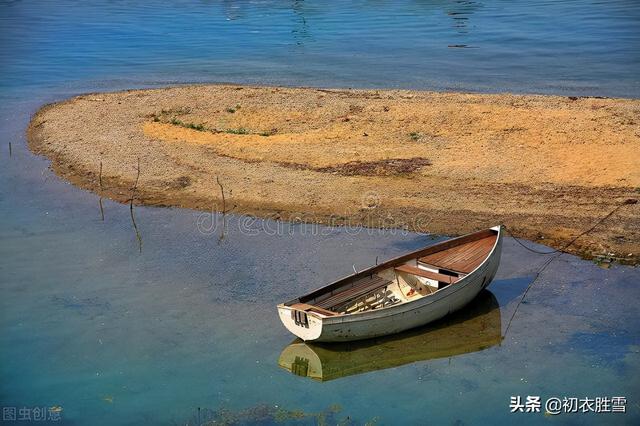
<box><xmin>419</xmin><ymin>234</ymin><xmax>497</xmax><ymax>274</ymax></box>
<box><xmin>314</xmin><ymin>275</ymin><xmax>392</xmax><ymax>310</ymax></box>
<box><xmin>394</xmin><ymin>264</ymin><xmax>459</xmax><ymax>284</ymax></box>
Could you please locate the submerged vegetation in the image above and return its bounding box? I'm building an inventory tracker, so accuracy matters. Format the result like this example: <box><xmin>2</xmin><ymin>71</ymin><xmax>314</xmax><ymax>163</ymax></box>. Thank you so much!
<box><xmin>180</xmin><ymin>403</ymin><xmax>379</xmax><ymax>426</ymax></box>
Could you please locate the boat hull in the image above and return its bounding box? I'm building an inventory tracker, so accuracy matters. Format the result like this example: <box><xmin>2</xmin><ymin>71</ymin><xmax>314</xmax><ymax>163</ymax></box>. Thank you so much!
<box><xmin>278</xmin><ymin>226</ymin><xmax>503</xmax><ymax>342</ymax></box>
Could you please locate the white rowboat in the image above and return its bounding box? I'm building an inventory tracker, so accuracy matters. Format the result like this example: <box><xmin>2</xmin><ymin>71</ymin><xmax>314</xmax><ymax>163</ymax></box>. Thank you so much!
<box><xmin>278</xmin><ymin>290</ymin><xmax>502</xmax><ymax>381</ymax></box>
<box><xmin>277</xmin><ymin>226</ymin><xmax>503</xmax><ymax>342</ymax></box>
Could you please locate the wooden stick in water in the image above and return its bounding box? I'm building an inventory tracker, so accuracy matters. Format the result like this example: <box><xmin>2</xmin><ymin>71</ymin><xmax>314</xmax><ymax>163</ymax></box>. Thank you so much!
<box><xmin>216</xmin><ymin>176</ymin><xmax>227</xmax><ymax>242</ymax></box>
<box><xmin>98</xmin><ymin>161</ymin><xmax>104</xmax><ymax>221</ymax></box>
<box><xmin>129</xmin><ymin>158</ymin><xmax>142</xmax><ymax>252</ymax></box>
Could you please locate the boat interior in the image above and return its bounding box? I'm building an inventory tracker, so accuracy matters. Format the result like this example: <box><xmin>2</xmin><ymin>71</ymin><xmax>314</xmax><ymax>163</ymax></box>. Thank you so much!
<box><xmin>289</xmin><ymin>229</ymin><xmax>498</xmax><ymax>318</ymax></box>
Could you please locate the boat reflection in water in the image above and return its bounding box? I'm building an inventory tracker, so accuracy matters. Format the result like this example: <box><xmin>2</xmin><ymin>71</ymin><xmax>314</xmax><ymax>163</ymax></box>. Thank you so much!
<box><xmin>278</xmin><ymin>290</ymin><xmax>501</xmax><ymax>382</ymax></box>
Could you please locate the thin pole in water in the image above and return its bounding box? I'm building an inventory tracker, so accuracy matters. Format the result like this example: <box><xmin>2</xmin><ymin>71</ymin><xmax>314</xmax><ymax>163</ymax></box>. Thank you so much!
<box><xmin>216</xmin><ymin>176</ymin><xmax>227</xmax><ymax>242</ymax></box>
<box><xmin>98</xmin><ymin>161</ymin><xmax>104</xmax><ymax>221</ymax></box>
<box><xmin>129</xmin><ymin>158</ymin><xmax>142</xmax><ymax>253</ymax></box>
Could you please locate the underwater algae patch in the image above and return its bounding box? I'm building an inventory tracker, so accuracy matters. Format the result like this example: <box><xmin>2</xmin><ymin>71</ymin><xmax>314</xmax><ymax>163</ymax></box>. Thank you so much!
<box><xmin>181</xmin><ymin>403</ymin><xmax>378</xmax><ymax>426</ymax></box>
<box><xmin>27</xmin><ymin>85</ymin><xmax>640</xmax><ymax>263</ymax></box>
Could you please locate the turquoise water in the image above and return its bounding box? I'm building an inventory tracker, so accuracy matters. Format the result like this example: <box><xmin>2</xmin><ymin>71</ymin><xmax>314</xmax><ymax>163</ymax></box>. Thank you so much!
<box><xmin>1</xmin><ymin>0</ymin><xmax>639</xmax><ymax>425</ymax></box>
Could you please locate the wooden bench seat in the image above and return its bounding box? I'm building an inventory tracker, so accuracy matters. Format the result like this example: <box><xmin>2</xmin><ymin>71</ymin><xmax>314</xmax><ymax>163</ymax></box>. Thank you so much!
<box><xmin>395</xmin><ymin>264</ymin><xmax>459</xmax><ymax>284</ymax></box>
<box><xmin>314</xmin><ymin>275</ymin><xmax>392</xmax><ymax>309</ymax></box>
<box><xmin>290</xmin><ymin>303</ymin><xmax>339</xmax><ymax>317</ymax></box>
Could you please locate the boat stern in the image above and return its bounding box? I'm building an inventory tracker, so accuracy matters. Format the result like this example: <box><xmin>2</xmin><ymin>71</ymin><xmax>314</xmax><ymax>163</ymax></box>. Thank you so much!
<box><xmin>277</xmin><ymin>304</ymin><xmax>324</xmax><ymax>341</ymax></box>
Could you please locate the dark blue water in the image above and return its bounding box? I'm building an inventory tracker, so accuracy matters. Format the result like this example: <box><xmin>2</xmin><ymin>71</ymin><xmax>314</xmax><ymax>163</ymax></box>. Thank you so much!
<box><xmin>1</xmin><ymin>1</ymin><xmax>639</xmax><ymax>425</ymax></box>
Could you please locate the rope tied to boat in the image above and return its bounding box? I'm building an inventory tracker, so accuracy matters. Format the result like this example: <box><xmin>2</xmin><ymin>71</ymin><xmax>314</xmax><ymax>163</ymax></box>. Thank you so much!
<box><xmin>503</xmin><ymin>198</ymin><xmax>638</xmax><ymax>256</ymax></box>
<box><xmin>502</xmin><ymin>198</ymin><xmax>637</xmax><ymax>339</ymax></box>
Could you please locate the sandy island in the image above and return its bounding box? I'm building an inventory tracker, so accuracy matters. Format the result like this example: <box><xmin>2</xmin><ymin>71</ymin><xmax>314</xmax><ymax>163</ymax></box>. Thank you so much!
<box><xmin>28</xmin><ymin>85</ymin><xmax>640</xmax><ymax>264</ymax></box>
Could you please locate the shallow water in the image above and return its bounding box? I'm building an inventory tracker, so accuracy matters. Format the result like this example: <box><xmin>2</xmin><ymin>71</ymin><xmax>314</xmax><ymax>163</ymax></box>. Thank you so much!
<box><xmin>0</xmin><ymin>0</ymin><xmax>639</xmax><ymax>425</ymax></box>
